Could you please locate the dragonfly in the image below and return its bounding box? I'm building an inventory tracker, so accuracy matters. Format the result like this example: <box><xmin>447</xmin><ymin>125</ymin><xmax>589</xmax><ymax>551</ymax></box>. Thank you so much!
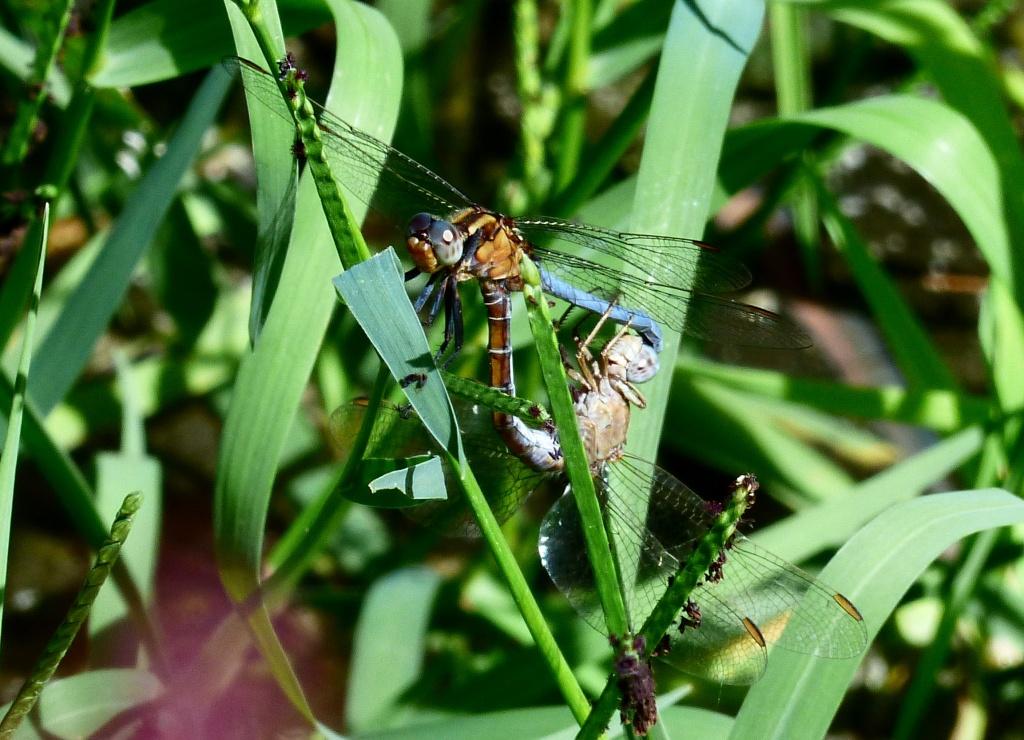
<box><xmin>332</xmin><ymin>320</ymin><xmax>866</xmax><ymax>684</ymax></box>
<box><xmin>230</xmin><ymin>56</ymin><xmax>811</xmax><ymax>361</ymax></box>
<box><xmin>533</xmin><ymin>324</ymin><xmax>866</xmax><ymax>684</ymax></box>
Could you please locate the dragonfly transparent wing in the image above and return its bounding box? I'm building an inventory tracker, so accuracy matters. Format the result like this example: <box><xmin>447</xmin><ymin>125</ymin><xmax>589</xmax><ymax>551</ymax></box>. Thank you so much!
<box><xmin>516</xmin><ymin>217</ymin><xmax>751</xmax><ymax>294</ymax></box>
<box><xmin>517</xmin><ymin>219</ymin><xmax>810</xmax><ymax>350</ymax></box>
<box><xmin>540</xmin><ymin>457</ymin><xmax>866</xmax><ymax>684</ymax></box>
<box><xmin>329</xmin><ymin>399</ymin><xmax>552</xmax><ymax>536</ymax></box>
<box><xmin>229</xmin><ymin>57</ymin><xmax>475</xmax><ymax>224</ymax></box>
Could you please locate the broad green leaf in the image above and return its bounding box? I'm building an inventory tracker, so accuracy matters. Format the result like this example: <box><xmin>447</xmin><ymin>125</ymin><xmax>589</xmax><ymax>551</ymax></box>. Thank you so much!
<box><xmin>29</xmin><ymin>69</ymin><xmax>232</xmax><ymax>414</ymax></box>
<box><xmin>37</xmin><ymin>669</ymin><xmax>162</xmax><ymax>738</ymax></box>
<box><xmin>732</xmin><ymin>488</ymin><xmax>1024</xmax><ymax>738</ymax></box>
<box><xmin>346</xmin><ymin>566</ymin><xmax>442</xmax><ymax>733</ymax></box>
<box><xmin>625</xmin><ymin>0</ymin><xmax>765</xmax><ymax>464</ymax></box>
<box><xmin>332</xmin><ymin>249</ymin><xmax>457</xmax><ymax>453</ymax></box>
<box><xmin>92</xmin><ymin>0</ymin><xmax>331</xmax><ymax>88</ymax></box>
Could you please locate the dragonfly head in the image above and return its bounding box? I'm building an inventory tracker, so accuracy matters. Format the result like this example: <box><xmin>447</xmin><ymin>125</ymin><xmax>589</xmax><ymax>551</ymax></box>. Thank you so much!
<box><xmin>608</xmin><ymin>335</ymin><xmax>659</xmax><ymax>383</ymax></box>
<box><xmin>406</xmin><ymin>213</ymin><xmax>464</xmax><ymax>272</ymax></box>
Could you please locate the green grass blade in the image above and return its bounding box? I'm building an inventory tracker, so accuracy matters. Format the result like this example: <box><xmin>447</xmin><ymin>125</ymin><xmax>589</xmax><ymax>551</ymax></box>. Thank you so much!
<box><xmin>346</xmin><ymin>567</ymin><xmax>442</xmax><ymax>732</ymax></box>
<box><xmin>29</xmin><ymin>69</ymin><xmax>232</xmax><ymax>414</ymax></box>
<box><xmin>0</xmin><ymin>24</ymin><xmax>70</xmax><ymax>104</ymax></box>
<box><xmin>731</xmin><ymin>488</ymin><xmax>1024</xmax><ymax>738</ymax></box>
<box><xmin>811</xmin><ymin>0</ymin><xmax>1024</xmax><ymax>430</ymax></box>
<box><xmin>92</xmin><ymin>0</ymin><xmax>330</xmax><ymax>87</ymax></box>
<box><xmin>0</xmin><ymin>2</ymin><xmax>73</xmax><ymax>166</ymax></box>
<box><xmin>521</xmin><ymin>260</ymin><xmax>629</xmax><ymax>640</ymax></box>
<box><xmin>0</xmin><ymin>494</ymin><xmax>143</xmax><ymax>737</ymax></box>
<box><xmin>666</xmin><ymin>375</ymin><xmax>855</xmax><ymax>497</ymax></box>
<box><xmin>215</xmin><ymin>0</ymin><xmax>400</xmax><ymax>596</ymax></box>
<box><xmin>0</xmin><ymin>202</ymin><xmax>47</xmax><ymax>650</ymax></box>
<box><xmin>678</xmin><ymin>358</ymin><xmax>988</xmax><ymax>432</ymax></box>
<box><xmin>0</xmin><ymin>669</ymin><xmax>162</xmax><ymax>740</ymax></box>
<box><xmin>813</xmin><ymin>0</ymin><xmax>1024</xmax><ymax>298</ymax></box>
<box><xmin>250</xmin><ymin>167</ymin><xmax>298</xmax><ymax>344</ymax></box>
<box><xmin>768</xmin><ymin>1</ymin><xmax>820</xmax><ymax>287</ymax></box>
<box><xmin>214</xmin><ymin>0</ymin><xmax>401</xmax><ymax>724</ymax></box>
<box><xmin>817</xmin><ymin>181</ymin><xmax>954</xmax><ymax>389</ymax></box>
<box><xmin>625</xmin><ymin>0</ymin><xmax>764</xmax><ymax>462</ymax></box>
<box><xmin>333</xmin><ymin>249</ymin><xmax>456</xmax><ymax>451</ymax></box>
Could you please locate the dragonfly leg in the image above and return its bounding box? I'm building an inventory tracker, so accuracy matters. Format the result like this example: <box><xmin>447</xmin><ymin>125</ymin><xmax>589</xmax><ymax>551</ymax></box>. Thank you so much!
<box><xmin>450</xmin><ymin>286</ymin><xmax>464</xmax><ymax>359</ymax></box>
<box><xmin>404</xmin><ymin>266</ymin><xmax>421</xmax><ymax>282</ymax></box>
<box><xmin>426</xmin><ymin>273</ymin><xmax>449</xmax><ymax>325</ymax></box>
<box><xmin>413</xmin><ymin>271</ymin><xmax>443</xmax><ymax>316</ymax></box>
<box><xmin>436</xmin><ymin>276</ymin><xmax>462</xmax><ymax>366</ymax></box>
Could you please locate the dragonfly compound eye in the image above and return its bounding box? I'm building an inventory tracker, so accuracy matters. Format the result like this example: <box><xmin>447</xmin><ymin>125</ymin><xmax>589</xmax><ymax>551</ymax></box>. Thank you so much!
<box><xmin>406</xmin><ymin>212</ymin><xmax>463</xmax><ymax>272</ymax></box>
<box><xmin>616</xmin><ymin>336</ymin><xmax>660</xmax><ymax>383</ymax></box>
<box><xmin>427</xmin><ymin>218</ymin><xmax>463</xmax><ymax>267</ymax></box>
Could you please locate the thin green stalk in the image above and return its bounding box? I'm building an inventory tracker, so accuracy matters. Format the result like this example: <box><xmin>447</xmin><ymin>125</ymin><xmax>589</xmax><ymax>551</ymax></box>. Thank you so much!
<box><xmin>232</xmin><ymin>2</ymin><xmax>370</xmax><ymax>270</ymax></box>
<box><xmin>0</xmin><ymin>1</ymin><xmax>73</xmax><ymax>167</ymax></box>
<box><xmin>279</xmin><ymin>67</ymin><xmax>371</xmax><ymax>268</ymax></box>
<box><xmin>521</xmin><ymin>256</ymin><xmax>629</xmax><ymax>638</ymax></box>
<box><xmin>0</xmin><ymin>203</ymin><xmax>47</xmax><ymax>648</ymax></box>
<box><xmin>549</xmin><ymin>70</ymin><xmax>655</xmax><ymax>217</ymax></box>
<box><xmin>0</xmin><ymin>494</ymin><xmax>142</xmax><ymax>739</ymax></box>
<box><xmin>577</xmin><ymin>476</ymin><xmax>755</xmax><ymax>739</ymax></box>
<box><xmin>442</xmin><ymin>371</ymin><xmax>553</xmax><ymax>427</ymax></box>
<box><xmin>513</xmin><ymin>0</ymin><xmax>553</xmax><ymax>208</ymax></box>
<box><xmin>769</xmin><ymin>2</ymin><xmax>820</xmax><ymax>288</ymax></box>
<box><xmin>445</xmin><ymin>449</ymin><xmax>591</xmax><ymax>725</ymax></box>
<box><xmin>554</xmin><ymin>0</ymin><xmax>592</xmax><ymax>190</ymax></box>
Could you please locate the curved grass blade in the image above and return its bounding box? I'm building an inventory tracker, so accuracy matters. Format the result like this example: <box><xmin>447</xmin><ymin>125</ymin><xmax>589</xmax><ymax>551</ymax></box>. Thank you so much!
<box><xmin>733</xmin><ymin>488</ymin><xmax>1024</xmax><ymax>738</ymax></box>
<box><xmin>624</xmin><ymin>0</ymin><xmax>765</xmax><ymax>471</ymax></box>
<box><xmin>216</xmin><ymin>0</ymin><xmax>402</xmax><ymax>726</ymax></box>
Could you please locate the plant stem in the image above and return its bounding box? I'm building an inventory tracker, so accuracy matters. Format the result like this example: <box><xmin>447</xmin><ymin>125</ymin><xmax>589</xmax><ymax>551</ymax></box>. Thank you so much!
<box><xmin>446</xmin><ymin>450</ymin><xmax>592</xmax><ymax>725</ymax></box>
<box><xmin>554</xmin><ymin>0</ymin><xmax>592</xmax><ymax>190</ymax></box>
<box><xmin>520</xmin><ymin>256</ymin><xmax>629</xmax><ymax>638</ymax></box>
<box><xmin>579</xmin><ymin>476</ymin><xmax>755</xmax><ymax>738</ymax></box>
<box><xmin>0</xmin><ymin>494</ymin><xmax>142</xmax><ymax>738</ymax></box>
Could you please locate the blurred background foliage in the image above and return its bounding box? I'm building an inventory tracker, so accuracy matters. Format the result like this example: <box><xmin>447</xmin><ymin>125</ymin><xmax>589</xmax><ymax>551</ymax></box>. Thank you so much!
<box><xmin>1</xmin><ymin>0</ymin><xmax>1024</xmax><ymax>737</ymax></box>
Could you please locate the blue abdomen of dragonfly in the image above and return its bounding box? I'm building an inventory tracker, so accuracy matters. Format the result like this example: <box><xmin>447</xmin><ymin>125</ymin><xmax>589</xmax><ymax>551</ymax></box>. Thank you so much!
<box><xmin>406</xmin><ymin>212</ymin><xmax>465</xmax><ymax>273</ymax></box>
<box><xmin>538</xmin><ymin>269</ymin><xmax>665</xmax><ymax>353</ymax></box>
